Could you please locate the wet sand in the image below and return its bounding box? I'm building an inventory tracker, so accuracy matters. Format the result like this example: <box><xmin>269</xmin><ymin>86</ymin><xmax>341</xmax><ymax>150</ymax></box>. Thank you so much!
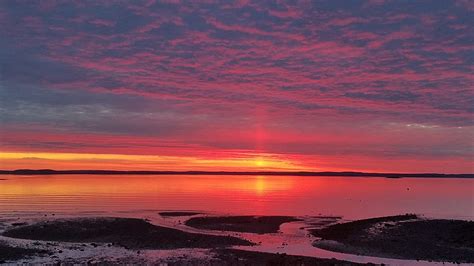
<box><xmin>213</xmin><ymin>249</ymin><xmax>370</xmax><ymax>265</ymax></box>
<box><xmin>1</xmin><ymin>214</ymin><xmax>473</xmax><ymax>264</ymax></box>
<box><xmin>3</xmin><ymin>217</ymin><xmax>252</xmax><ymax>249</ymax></box>
<box><xmin>0</xmin><ymin>216</ymin><xmax>362</xmax><ymax>265</ymax></box>
<box><xmin>312</xmin><ymin>214</ymin><xmax>474</xmax><ymax>263</ymax></box>
<box><xmin>186</xmin><ymin>216</ymin><xmax>301</xmax><ymax>234</ymax></box>
<box><xmin>0</xmin><ymin>242</ymin><xmax>48</xmax><ymax>262</ymax></box>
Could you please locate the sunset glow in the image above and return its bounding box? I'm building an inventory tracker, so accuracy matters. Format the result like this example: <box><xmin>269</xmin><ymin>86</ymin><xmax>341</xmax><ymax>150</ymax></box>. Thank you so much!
<box><xmin>0</xmin><ymin>152</ymin><xmax>307</xmax><ymax>171</ymax></box>
<box><xmin>0</xmin><ymin>1</ymin><xmax>472</xmax><ymax>173</ymax></box>
<box><xmin>0</xmin><ymin>2</ymin><xmax>473</xmax><ymax>264</ymax></box>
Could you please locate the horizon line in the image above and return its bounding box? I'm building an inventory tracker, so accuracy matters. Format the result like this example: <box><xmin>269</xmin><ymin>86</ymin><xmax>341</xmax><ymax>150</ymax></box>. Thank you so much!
<box><xmin>1</xmin><ymin>169</ymin><xmax>472</xmax><ymax>178</ymax></box>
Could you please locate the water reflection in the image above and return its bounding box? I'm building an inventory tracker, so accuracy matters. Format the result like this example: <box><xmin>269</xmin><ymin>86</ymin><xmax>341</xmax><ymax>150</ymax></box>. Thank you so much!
<box><xmin>0</xmin><ymin>175</ymin><xmax>472</xmax><ymax>219</ymax></box>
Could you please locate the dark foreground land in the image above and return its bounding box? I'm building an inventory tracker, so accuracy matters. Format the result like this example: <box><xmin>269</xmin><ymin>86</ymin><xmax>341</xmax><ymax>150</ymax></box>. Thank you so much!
<box><xmin>185</xmin><ymin>216</ymin><xmax>300</xmax><ymax>234</ymax></box>
<box><xmin>213</xmin><ymin>249</ymin><xmax>369</xmax><ymax>266</ymax></box>
<box><xmin>0</xmin><ymin>241</ymin><xmax>366</xmax><ymax>266</ymax></box>
<box><xmin>2</xmin><ymin>215</ymin><xmax>473</xmax><ymax>264</ymax></box>
<box><xmin>312</xmin><ymin>214</ymin><xmax>474</xmax><ymax>263</ymax></box>
<box><xmin>1</xmin><ymin>217</ymin><xmax>363</xmax><ymax>265</ymax></box>
<box><xmin>0</xmin><ymin>242</ymin><xmax>366</xmax><ymax>265</ymax></box>
<box><xmin>3</xmin><ymin>217</ymin><xmax>252</xmax><ymax>249</ymax></box>
<box><xmin>0</xmin><ymin>242</ymin><xmax>48</xmax><ymax>262</ymax></box>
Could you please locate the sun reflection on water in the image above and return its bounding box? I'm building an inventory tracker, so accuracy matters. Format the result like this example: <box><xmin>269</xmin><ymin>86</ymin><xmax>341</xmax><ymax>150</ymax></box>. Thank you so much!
<box><xmin>0</xmin><ymin>174</ymin><xmax>472</xmax><ymax>219</ymax></box>
<box><xmin>254</xmin><ymin>176</ymin><xmax>267</xmax><ymax>195</ymax></box>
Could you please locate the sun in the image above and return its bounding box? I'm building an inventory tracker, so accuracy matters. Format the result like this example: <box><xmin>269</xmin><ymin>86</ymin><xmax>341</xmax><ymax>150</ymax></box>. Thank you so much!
<box><xmin>255</xmin><ymin>158</ymin><xmax>266</xmax><ymax>167</ymax></box>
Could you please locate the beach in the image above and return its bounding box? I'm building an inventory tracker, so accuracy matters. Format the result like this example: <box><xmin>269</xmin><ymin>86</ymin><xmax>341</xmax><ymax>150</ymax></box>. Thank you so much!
<box><xmin>1</xmin><ymin>211</ymin><xmax>473</xmax><ymax>265</ymax></box>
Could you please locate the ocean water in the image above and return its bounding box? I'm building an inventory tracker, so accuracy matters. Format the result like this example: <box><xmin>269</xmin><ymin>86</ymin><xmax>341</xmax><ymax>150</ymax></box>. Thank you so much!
<box><xmin>1</xmin><ymin>174</ymin><xmax>472</xmax><ymax>220</ymax></box>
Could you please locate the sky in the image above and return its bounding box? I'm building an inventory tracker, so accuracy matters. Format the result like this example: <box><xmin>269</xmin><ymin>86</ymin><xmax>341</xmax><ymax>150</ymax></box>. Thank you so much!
<box><xmin>0</xmin><ymin>0</ymin><xmax>473</xmax><ymax>173</ymax></box>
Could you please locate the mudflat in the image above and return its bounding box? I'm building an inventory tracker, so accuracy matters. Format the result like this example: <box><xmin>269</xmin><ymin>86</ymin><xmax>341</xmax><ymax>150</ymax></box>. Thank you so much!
<box><xmin>213</xmin><ymin>249</ymin><xmax>371</xmax><ymax>265</ymax></box>
<box><xmin>3</xmin><ymin>217</ymin><xmax>253</xmax><ymax>249</ymax></box>
<box><xmin>312</xmin><ymin>214</ymin><xmax>474</xmax><ymax>263</ymax></box>
<box><xmin>3</xmin><ymin>214</ymin><xmax>473</xmax><ymax>264</ymax></box>
<box><xmin>0</xmin><ymin>242</ymin><xmax>48</xmax><ymax>262</ymax></box>
<box><xmin>185</xmin><ymin>216</ymin><xmax>300</xmax><ymax>234</ymax></box>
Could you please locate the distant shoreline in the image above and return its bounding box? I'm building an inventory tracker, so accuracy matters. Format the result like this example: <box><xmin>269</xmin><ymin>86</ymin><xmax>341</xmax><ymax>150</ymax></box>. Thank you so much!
<box><xmin>0</xmin><ymin>169</ymin><xmax>472</xmax><ymax>178</ymax></box>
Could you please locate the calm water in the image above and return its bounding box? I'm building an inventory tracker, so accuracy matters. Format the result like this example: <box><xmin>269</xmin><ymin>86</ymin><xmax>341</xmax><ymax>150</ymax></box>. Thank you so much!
<box><xmin>0</xmin><ymin>175</ymin><xmax>473</xmax><ymax>220</ymax></box>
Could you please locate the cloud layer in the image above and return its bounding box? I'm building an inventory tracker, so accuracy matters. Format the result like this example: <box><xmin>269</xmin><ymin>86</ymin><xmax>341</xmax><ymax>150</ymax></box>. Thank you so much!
<box><xmin>0</xmin><ymin>0</ymin><xmax>473</xmax><ymax>172</ymax></box>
